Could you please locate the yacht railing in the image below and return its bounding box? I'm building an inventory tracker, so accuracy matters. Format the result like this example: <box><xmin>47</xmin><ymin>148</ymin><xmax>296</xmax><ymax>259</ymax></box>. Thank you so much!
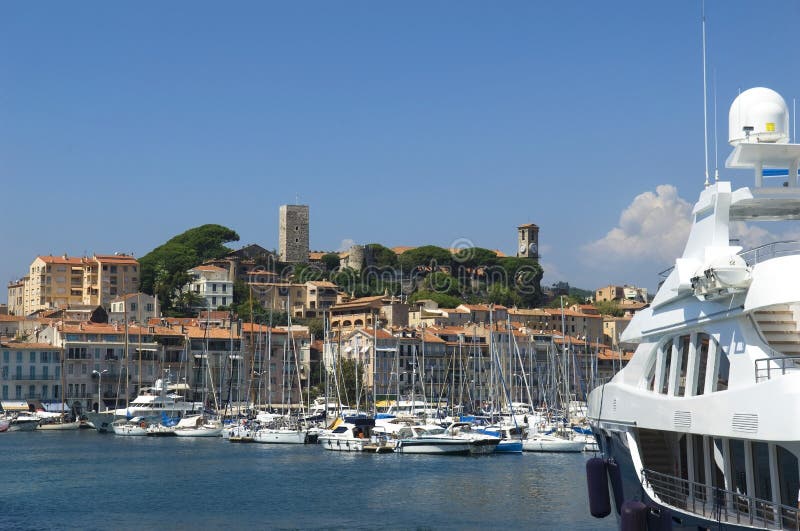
<box><xmin>656</xmin><ymin>240</ymin><xmax>800</xmax><ymax>284</ymax></box>
<box><xmin>739</xmin><ymin>241</ymin><xmax>800</xmax><ymax>267</ymax></box>
<box><xmin>641</xmin><ymin>468</ymin><xmax>800</xmax><ymax>529</ymax></box>
<box><xmin>754</xmin><ymin>355</ymin><xmax>800</xmax><ymax>383</ymax></box>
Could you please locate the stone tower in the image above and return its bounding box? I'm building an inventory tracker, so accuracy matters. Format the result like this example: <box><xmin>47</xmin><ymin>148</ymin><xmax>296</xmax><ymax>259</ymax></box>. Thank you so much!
<box><xmin>517</xmin><ymin>223</ymin><xmax>539</xmax><ymax>259</ymax></box>
<box><xmin>278</xmin><ymin>204</ymin><xmax>309</xmax><ymax>263</ymax></box>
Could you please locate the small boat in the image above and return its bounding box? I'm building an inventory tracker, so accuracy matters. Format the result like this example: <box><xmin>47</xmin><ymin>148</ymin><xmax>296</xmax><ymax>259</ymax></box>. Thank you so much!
<box><xmin>173</xmin><ymin>415</ymin><xmax>223</xmax><ymax>437</ymax></box>
<box><xmin>253</xmin><ymin>426</ymin><xmax>306</xmax><ymax>444</ymax></box>
<box><xmin>443</xmin><ymin>422</ymin><xmax>501</xmax><ymax>455</ymax></box>
<box><xmin>522</xmin><ymin>432</ymin><xmax>585</xmax><ymax>453</ymax></box>
<box><xmin>394</xmin><ymin>425</ymin><xmax>474</xmax><ymax>455</ymax></box>
<box><xmin>36</xmin><ymin>415</ymin><xmax>80</xmax><ymax>431</ymax></box>
<box><xmin>111</xmin><ymin>418</ymin><xmax>148</xmax><ymax>436</ymax></box>
<box><xmin>479</xmin><ymin>425</ymin><xmax>524</xmax><ymax>454</ymax></box>
<box><xmin>317</xmin><ymin>417</ymin><xmax>375</xmax><ymax>452</ymax></box>
<box><xmin>7</xmin><ymin>414</ymin><xmax>41</xmax><ymax>432</ymax></box>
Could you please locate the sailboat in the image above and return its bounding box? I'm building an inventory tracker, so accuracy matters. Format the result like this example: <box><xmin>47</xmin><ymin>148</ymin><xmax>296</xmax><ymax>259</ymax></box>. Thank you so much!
<box><xmin>38</xmin><ymin>345</ymin><xmax>79</xmax><ymax>430</ymax></box>
<box><xmin>253</xmin><ymin>299</ymin><xmax>307</xmax><ymax>444</ymax></box>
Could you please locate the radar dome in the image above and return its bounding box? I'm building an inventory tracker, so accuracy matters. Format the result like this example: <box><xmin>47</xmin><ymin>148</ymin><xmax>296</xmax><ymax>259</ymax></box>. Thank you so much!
<box><xmin>729</xmin><ymin>87</ymin><xmax>789</xmax><ymax>145</ymax></box>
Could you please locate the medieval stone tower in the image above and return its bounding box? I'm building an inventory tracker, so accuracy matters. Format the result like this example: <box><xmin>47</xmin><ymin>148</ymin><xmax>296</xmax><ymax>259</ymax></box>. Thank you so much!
<box><xmin>278</xmin><ymin>204</ymin><xmax>309</xmax><ymax>263</ymax></box>
<box><xmin>517</xmin><ymin>223</ymin><xmax>539</xmax><ymax>259</ymax></box>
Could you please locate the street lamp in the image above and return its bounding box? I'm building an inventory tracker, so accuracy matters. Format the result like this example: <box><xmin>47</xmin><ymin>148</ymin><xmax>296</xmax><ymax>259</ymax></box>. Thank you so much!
<box><xmin>92</xmin><ymin>369</ymin><xmax>108</xmax><ymax>412</ymax></box>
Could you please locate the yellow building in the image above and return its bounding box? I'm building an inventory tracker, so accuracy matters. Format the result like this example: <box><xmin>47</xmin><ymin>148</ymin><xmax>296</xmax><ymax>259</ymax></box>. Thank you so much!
<box><xmin>15</xmin><ymin>254</ymin><xmax>139</xmax><ymax>316</ymax></box>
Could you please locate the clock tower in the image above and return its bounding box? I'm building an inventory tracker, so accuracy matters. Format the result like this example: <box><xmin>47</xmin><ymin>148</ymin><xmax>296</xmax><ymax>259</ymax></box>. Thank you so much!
<box><xmin>517</xmin><ymin>223</ymin><xmax>539</xmax><ymax>259</ymax></box>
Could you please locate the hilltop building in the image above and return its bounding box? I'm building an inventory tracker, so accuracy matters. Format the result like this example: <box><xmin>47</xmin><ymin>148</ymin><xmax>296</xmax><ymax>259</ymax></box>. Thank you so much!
<box><xmin>517</xmin><ymin>223</ymin><xmax>539</xmax><ymax>259</ymax></box>
<box><xmin>278</xmin><ymin>204</ymin><xmax>309</xmax><ymax>263</ymax></box>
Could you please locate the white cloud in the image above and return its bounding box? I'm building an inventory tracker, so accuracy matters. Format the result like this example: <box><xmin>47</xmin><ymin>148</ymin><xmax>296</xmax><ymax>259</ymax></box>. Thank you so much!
<box><xmin>338</xmin><ymin>238</ymin><xmax>355</xmax><ymax>252</ymax></box>
<box><xmin>582</xmin><ymin>185</ymin><xmax>693</xmax><ymax>263</ymax></box>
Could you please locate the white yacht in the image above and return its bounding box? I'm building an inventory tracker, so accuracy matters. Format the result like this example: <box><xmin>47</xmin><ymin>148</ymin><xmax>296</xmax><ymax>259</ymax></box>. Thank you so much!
<box><xmin>587</xmin><ymin>87</ymin><xmax>800</xmax><ymax>529</ymax></box>
<box><xmin>113</xmin><ymin>378</ymin><xmax>201</xmax><ymax>418</ymax></box>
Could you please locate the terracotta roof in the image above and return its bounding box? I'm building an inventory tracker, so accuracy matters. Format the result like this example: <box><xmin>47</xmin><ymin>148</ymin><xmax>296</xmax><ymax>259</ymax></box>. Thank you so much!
<box><xmin>93</xmin><ymin>254</ymin><xmax>138</xmax><ymax>264</ymax></box>
<box><xmin>0</xmin><ymin>342</ymin><xmax>57</xmax><ymax>349</ymax></box>
<box><xmin>185</xmin><ymin>325</ymin><xmax>240</xmax><ymax>340</ymax></box>
<box><xmin>331</xmin><ymin>295</ymin><xmax>385</xmax><ymax>310</ymax></box>
<box><xmin>36</xmin><ymin>255</ymin><xmax>86</xmax><ymax>265</ymax></box>
<box><xmin>307</xmin><ymin>281</ymin><xmax>337</xmax><ymax>288</ymax></box>
<box><xmin>190</xmin><ymin>265</ymin><xmax>227</xmax><ymax>272</ymax></box>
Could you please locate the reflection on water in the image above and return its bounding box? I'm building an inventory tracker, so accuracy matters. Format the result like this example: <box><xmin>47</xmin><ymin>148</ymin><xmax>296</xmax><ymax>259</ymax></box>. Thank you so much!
<box><xmin>1</xmin><ymin>431</ymin><xmax>615</xmax><ymax>530</ymax></box>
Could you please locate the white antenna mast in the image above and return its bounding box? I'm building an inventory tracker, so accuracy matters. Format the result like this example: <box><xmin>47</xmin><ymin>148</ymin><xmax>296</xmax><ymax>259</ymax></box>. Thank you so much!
<box><xmin>713</xmin><ymin>68</ymin><xmax>719</xmax><ymax>182</ymax></box>
<box><xmin>702</xmin><ymin>0</ymin><xmax>710</xmax><ymax>187</ymax></box>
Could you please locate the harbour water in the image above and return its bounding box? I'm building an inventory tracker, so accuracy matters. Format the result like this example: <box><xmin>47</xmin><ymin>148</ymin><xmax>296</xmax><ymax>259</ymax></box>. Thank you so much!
<box><xmin>1</xmin><ymin>430</ymin><xmax>615</xmax><ymax>530</ymax></box>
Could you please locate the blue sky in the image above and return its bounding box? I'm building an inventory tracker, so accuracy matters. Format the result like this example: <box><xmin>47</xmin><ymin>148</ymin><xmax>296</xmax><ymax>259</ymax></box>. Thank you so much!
<box><xmin>3</xmin><ymin>1</ymin><xmax>800</xmax><ymax>303</ymax></box>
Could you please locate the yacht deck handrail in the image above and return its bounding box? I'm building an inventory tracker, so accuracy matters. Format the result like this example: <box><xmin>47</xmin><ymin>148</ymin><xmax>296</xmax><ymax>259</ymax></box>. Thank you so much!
<box><xmin>754</xmin><ymin>355</ymin><xmax>800</xmax><ymax>383</ymax></box>
<box><xmin>642</xmin><ymin>468</ymin><xmax>800</xmax><ymax>529</ymax></box>
<box><xmin>657</xmin><ymin>240</ymin><xmax>800</xmax><ymax>281</ymax></box>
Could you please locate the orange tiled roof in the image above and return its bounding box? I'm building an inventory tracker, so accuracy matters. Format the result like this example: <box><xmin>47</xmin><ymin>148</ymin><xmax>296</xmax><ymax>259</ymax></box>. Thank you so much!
<box><xmin>37</xmin><ymin>255</ymin><xmax>86</xmax><ymax>265</ymax></box>
<box><xmin>93</xmin><ymin>254</ymin><xmax>138</xmax><ymax>264</ymax></box>
<box><xmin>190</xmin><ymin>265</ymin><xmax>227</xmax><ymax>272</ymax></box>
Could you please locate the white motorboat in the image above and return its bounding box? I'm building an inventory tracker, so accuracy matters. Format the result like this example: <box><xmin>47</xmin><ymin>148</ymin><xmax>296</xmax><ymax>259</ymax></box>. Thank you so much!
<box><xmin>317</xmin><ymin>417</ymin><xmax>375</xmax><ymax>452</ymax></box>
<box><xmin>253</xmin><ymin>426</ymin><xmax>307</xmax><ymax>444</ymax></box>
<box><xmin>586</xmin><ymin>87</ymin><xmax>800</xmax><ymax>529</ymax></box>
<box><xmin>522</xmin><ymin>432</ymin><xmax>584</xmax><ymax>453</ymax></box>
<box><xmin>7</xmin><ymin>414</ymin><xmax>40</xmax><ymax>432</ymax></box>
<box><xmin>394</xmin><ymin>425</ymin><xmax>474</xmax><ymax>455</ymax></box>
<box><xmin>443</xmin><ymin>422</ymin><xmax>501</xmax><ymax>455</ymax></box>
<box><xmin>173</xmin><ymin>415</ymin><xmax>223</xmax><ymax>437</ymax></box>
<box><xmin>111</xmin><ymin>418</ymin><xmax>148</xmax><ymax>436</ymax></box>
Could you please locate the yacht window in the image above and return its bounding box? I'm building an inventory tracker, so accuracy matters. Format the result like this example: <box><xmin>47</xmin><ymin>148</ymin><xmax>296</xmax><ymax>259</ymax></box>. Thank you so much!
<box><xmin>661</xmin><ymin>340</ymin><xmax>673</xmax><ymax>395</ymax></box>
<box><xmin>677</xmin><ymin>335</ymin><xmax>690</xmax><ymax>396</ymax></box>
<box><xmin>777</xmin><ymin>446</ymin><xmax>799</xmax><ymax>508</ymax></box>
<box><xmin>730</xmin><ymin>439</ymin><xmax>748</xmax><ymax>500</ymax></box>
<box><xmin>716</xmin><ymin>348</ymin><xmax>730</xmax><ymax>392</ymax></box>
<box><xmin>691</xmin><ymin>434</ymin><xmax>706</xmax><ymax>499</ymax></box>
<box><xmin>643</xmin><ymin>349</ymin><xmax>657</xmax><ymax>391</ymax></box>
<box><xmin>751</xmin><ymin>441</ymin><xmax>772</xmax><ymax>502</ymax></box>
<box><xmin>695</xmin><ymin>336</ymin><xmax>709</xmax><ymax>396</ymax></box>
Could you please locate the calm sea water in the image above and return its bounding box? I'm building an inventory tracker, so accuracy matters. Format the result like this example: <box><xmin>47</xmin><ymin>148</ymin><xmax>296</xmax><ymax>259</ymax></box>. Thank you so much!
<box><xmin>1</xmin><ymin>430</ymin><xmax>616</xmax><ymax>530</ymax></box>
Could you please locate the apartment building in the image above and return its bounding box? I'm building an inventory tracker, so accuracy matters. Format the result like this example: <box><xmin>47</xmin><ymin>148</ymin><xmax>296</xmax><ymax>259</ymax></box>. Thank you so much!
<box><xmin>10</xmin><ymin>254</ymin><xmax>139</xmax><ymax>317</ymax></box>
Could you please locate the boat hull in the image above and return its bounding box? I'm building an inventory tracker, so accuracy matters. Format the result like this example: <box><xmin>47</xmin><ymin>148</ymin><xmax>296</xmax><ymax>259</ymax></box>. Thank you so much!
<box><xmin>253</xmin><ymin>429</ymin><xmax>306</xmax><ymax>444</ymax></box>
<box><xmin>173</xmin><ymin>427</ymin><xmax>222</xmax><ymax>437</ymax></box>
<box><xmin>8</xmin><ymin>419</ymin><xmax>40</xmax><ymax>432</ymax></box>
<box><xmin>317</xmin><ymin>436</ymin><xmax>364</xmax><ymax>452</ymax></box>
<box><xmin>395</xmin><ymin>438</ymin><xmax>472</xmax><ymax>455</ymax></box>
<box><xmin>596</xmin><ymin>428</ymin><xmax>759</xmax><ymax>531</ymax></box>
<box><xmin>37</xmin><ymin>420</ymin><xmax>80</xmax><ymax>431</ymax></box>
<box><xmin>523</xmin><ymin>436</ymin><xmax>584</xmax><ymax>453</ymax></box>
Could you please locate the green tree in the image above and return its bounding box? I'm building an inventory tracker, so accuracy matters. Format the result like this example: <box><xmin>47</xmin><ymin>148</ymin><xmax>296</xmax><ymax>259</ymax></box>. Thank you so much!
<box><xmin>398</xmin><ymin>245</ymin><xmax>453</xmax><ymax>272</ymax></box>
<box><xmin>365</xmin><ymin>243</ymin><xmax>398</xmax><ymax>268</ymax></box>
<box><xmin>594</xmin><ymin>300</ymin><xmax>624</xmax><ymax>317</ymax></box>
<box><xmin>139</xmin><ymin>224</ymin><xmax>239</xmax><ymax>313</ymax></box>
<box><xmin>320</xmin><ymin>253</ymin><xmax>341</xmax><ymax>272</ymax></box>
<box><xmin>334</xmin><ymin>358</ymin><xmax>365</xmax><ymax>407</ymax></box>
<box><xmin>423</xmin><ymin>271</ymin><xmax>461</xmax><ymax>297</ymax></box>
<box><xmin>408</xmin><ymin>290</ymin><xmax>463</xmax><ymax>308</ymax></box>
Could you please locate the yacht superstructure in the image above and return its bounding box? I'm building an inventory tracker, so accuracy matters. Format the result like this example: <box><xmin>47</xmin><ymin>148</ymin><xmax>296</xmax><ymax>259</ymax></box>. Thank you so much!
<box><xmin>587</xmin><ymin>87</ymin><xmax>800</xmax><ymax>529</ymax></box>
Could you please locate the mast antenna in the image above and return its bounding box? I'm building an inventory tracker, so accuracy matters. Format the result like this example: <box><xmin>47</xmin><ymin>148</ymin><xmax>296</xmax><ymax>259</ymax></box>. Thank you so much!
<box><xmin>702</xmin><ymin>0</ymin><xmax>710</xmax><ymax>187</ymax></box>
<box><xmin>713</xmin><ymin>68</ymin><xmax>719</xmax><ymax>182</ymax></box>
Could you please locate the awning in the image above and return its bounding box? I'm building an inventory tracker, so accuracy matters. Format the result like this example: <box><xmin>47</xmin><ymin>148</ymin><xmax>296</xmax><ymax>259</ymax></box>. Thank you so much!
<box><xmin>1</xmin><ymin>400</ymin><xmax>30</xmax><ymax>412</ymax></box>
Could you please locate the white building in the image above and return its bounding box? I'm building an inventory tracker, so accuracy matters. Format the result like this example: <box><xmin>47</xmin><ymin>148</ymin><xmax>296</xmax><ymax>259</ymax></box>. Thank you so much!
<box><xmin>187</xmin><ymin>265</ymin><xmax>234</xmax><ymax>310</ymax></box>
